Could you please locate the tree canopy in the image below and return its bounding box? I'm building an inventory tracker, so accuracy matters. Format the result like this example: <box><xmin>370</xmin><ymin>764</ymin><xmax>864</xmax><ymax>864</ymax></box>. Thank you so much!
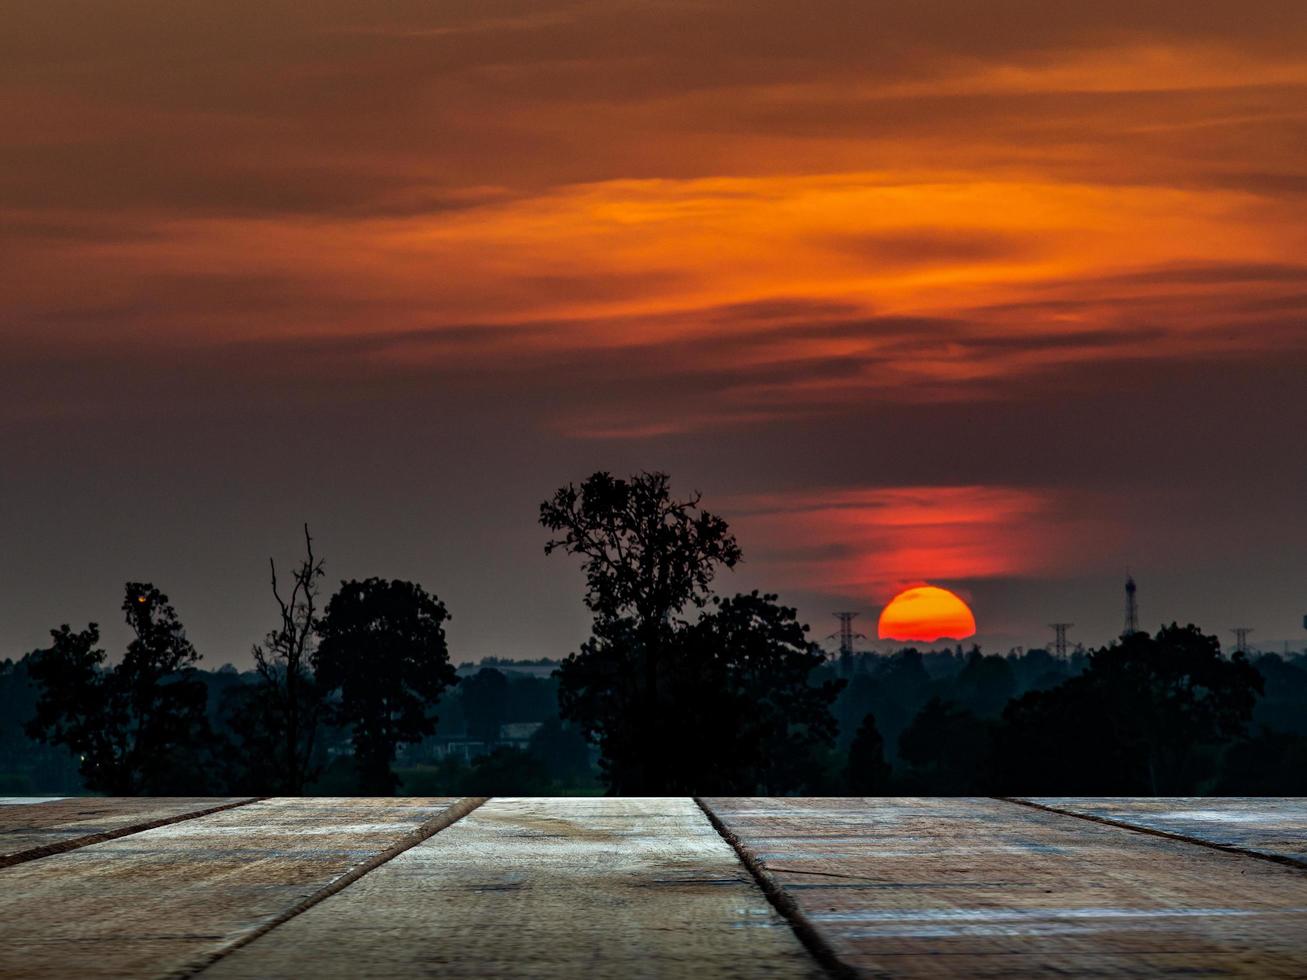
<box><xmin>540</xmin><ymin>470</ymin><xmax>741</xmax><ymax>625</ymax></box>
<box><xmin>999</xmin><ymin>623</ymin><xmax>1262</xmax><ymax>794</ymax></box>
<box><xmin>316</xmin><ymin>578</ymin><xmax>459</xmax><ymax>794</ymax></box>
<box><xmin>544</xmin><ymin>471</ymin><xmax>840</xmax><ymax>794</ymax></box>
<box><xmin>26</xmin><ymin>583</ymin><xmax>210</xmax><ymax>794</ymax></box>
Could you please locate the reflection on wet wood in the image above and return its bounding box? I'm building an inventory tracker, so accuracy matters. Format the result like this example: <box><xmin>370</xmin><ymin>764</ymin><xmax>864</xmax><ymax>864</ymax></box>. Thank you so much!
<box><xmin>701</xmin><ymin>797</ymin><xmax>1307</xmax><ymax>978</ymax></box>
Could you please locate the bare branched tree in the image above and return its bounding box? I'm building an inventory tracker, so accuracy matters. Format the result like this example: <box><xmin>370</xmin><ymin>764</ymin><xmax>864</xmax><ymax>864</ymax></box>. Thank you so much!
<box><xmin>251</xmin><ymin>523</ymin><xmax>326</xmax><ymax>793</ymax></box>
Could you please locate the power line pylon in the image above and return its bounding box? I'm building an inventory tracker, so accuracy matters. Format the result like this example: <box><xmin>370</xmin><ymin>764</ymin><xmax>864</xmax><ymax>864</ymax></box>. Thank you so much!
<box><xmin>828</xmin><ymin>612</ymin><xmax>866</xmax><ymax>677</ymax></box>
<box><xmin>1231</xmin><ymin>627</ymin><xmax>1254</xmax><ymax>655</ymax></box>
<box><xmin>1049</xmin><ymin>623</ymin><xmax>1074</xmax><ymax>658</ymax></box>
<box><xmin>1123</xmin><ymin>574</ymin><xmax>1139</xmax><ymax>637</ymax></box>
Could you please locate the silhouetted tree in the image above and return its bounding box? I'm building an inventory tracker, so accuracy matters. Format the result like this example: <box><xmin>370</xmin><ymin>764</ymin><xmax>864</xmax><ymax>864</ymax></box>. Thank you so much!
<box><xmin>504</xmin><ymin>672</ymin><xmax>559</xmax><ymax>722</ymax></box>
<box><xmin>25</xmin><ymin>584</ymin><xmax>211</xmax><ymax>794</ymax></box>
<box><xmin>542</xmin><ymin>470</ymin><xmax>741</xmax><ymax>792</ymax></box>
<box><xmin>1008</xmin><ymin>647</ymin><xmax>1071</xmax><ymax>695</ymax></box>
<box><xmin>1214</xmin><ymin>730</ymin><xmax>1307</xmax><ymax>794</ymax></box>
<box><xmin>400</xmin><ymin>745</ymin><xmax>558</xmax><ymax>796</ymax></box>
<box><xmin>999</xmin><ymin>623</ymin><xmax>1262</xmax><ymax>794</ymax></box>
<box><xmin>1</xmin><ymin>653</ymin><xmax>105</xmax><ymax>793</ymax></box>
<box><xmin>458</xmin><ymin>746</ymin><xmax>557</xmax><ymax>795</ymax></box>
<box><xmin>461</xmin><ymin>667</ymin><xmax>510</xmax><ymax>745</ymax></box>
<box><xmin>670</xmin><ymin>591</ymin><xmax>842</xmax><ymax>793</ymax></box>
<box><xmin>898</xmin><ymin>697</ymin><xmax>994</xmax><ymax>793</ymax></box>
<box><xmin>953</xmin><ymin>651</ymin><xmax>1016</xmax><ymax>717</ymax></box>
<box><xmin>854</xmin><ymin>649</ymin><xmax>933</xmax><ymax>761</ymax></box>
<box><xmin>316</xmin><ymin>578</ymin><xmax>458</xmax><ymax>794</ymax></box>
<box><xmin>228</xmin><ymin>524</ymin><xmax>327</xmax><ymax>794</ymax></box>
<box><xmin>995</xmin><ymin>680</ymin><xmax>1138</xmax><ymax>795</ymax></box>
<box><xmin>217</xmin><ymin>681</ymin><xmax>283</xmax><ymax>792</ymax></box>
<box><xmin>846</xmin><ymin>712</ymin><xmax>892</xmax><ymax>794</ymax></box>
<box><xmin>540</xmin><ymin>471</ymin><xmax>742</xmax><ymax>627</ymax></box>
<box><xmin>544</xmin><ymin>472</ymin><xmax>841</xmax><ymax>793</ymax></box>
<box><xmin>527</xmin><ymin>718</ymin><xmax>595</xmax><ymax>788</ymax></box>
<box><xmin>832</xmin><ymin>671</ymin><xmax>877</xmax><ymax>746</ymax></box>
<box><xmin>1251</xmin><ymin>653</ymin><xmax>1307</xmax><ymax>735</ymax></box>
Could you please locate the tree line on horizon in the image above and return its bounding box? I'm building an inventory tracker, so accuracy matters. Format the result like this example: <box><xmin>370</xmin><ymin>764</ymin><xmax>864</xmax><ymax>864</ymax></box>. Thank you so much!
<box><xmin>2</xmin><ymin>471</ymin><xmax>1305</xmax><ymax>797</ymax></box>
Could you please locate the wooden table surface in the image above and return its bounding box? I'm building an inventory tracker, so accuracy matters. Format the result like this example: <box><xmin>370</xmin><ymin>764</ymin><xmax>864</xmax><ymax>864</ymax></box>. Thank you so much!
<box><xmin>1015</xmin><ymin>797</ymin><xmax>1307</xmax><ymax>866</ymax></box>
<box><xmin>0</xmin><ymin>797</ymin><xmax>1304</xmax><ymax>978</ymax></box>
<box><xmin>0</xmin><ymin>797</ymin><xmax>256</xmax><ymax>867</ymax></box>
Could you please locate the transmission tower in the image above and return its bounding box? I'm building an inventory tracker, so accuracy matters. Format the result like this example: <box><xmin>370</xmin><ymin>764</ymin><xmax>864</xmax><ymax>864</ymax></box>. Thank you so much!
<box><xmin>1049</xmin><ymin>623</ymin><xmax>1074</xmax><ymax>658</ymax></box>
<box><xmin>828</xmin><ymin>612</ymin><xmax>866</xmax><ymax>677</ymax></box>
<box><xmin>1123</xmin><ymin>574</ymin><xmax>1139</xmax><ymax>637</ymax></box>
<box><xmin>1231</xmin><ymin>627</ymin><xmax>1254</xmax><ymax>655</ymax></box>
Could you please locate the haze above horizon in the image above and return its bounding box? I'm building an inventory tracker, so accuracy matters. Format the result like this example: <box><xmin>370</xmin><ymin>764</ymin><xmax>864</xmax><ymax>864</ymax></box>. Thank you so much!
<box><xmin>2</xmin><ymin>1</ymin><xmax>1305</xmax><ymax>664</ymax></box>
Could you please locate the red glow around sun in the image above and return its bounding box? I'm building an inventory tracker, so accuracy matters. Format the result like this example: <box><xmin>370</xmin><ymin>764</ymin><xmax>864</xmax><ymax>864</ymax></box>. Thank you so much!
<box><xmin>878</xmin><ymin>585</ymin><xmax>976</xmax><ymax>642</ymax></box>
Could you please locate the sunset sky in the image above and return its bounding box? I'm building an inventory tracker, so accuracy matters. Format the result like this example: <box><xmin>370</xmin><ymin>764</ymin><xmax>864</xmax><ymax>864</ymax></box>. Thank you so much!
<box><xmin>3</xmin><ymin>1</ymin><xmax>1306</xmax><ymax>663</ymax></box>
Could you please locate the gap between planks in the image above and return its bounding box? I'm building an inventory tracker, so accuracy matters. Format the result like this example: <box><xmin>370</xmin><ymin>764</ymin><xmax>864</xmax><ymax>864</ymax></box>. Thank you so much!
<box><xmin>694</xmin><ymin>797</ymin><xmax>857</xmax><ymax>980</ymax></box>
<box><xmin>995</xmin><ymin>796</ymin><xmax>1307</xmax><ymax>873</ymax></box>
<box><xmin>0</xmin><ymin>797</ymin><xmax>266</xmax><ymax>870</ymax></box>
<box><xmin>173</xmin><ymin>796</ymin><xmax>488</xmax><ymax>980</ymax></box>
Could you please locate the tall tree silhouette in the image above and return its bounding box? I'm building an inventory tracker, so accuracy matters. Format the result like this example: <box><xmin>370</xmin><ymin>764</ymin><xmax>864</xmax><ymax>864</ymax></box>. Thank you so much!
<box><xmin>316</xmin><ymin>578</ymin><xmax>458</xmax><ymax>794</ymax></box>
<box><xmin>543</xmin><ymin>471</ymin><xmax>840</xmax><ymax>793</ymax></box>
<box><xmin>528</xmin><ymin>718</ymin><xmax>595</xmax><ymax>788</ymax></box>
<box><xmin>26</xmin><ymin>584</ymin><xmax>210</xmax><ymax>794</ymax></box>
<box><xmin>461</xmin><ymin>667</ymin><xmax>510</xmax><ymax>746</ymax></box>
<box><xmin>952</xmin><ymin>650</ymin><xmax>1016</xmax><ymax>717</ymax></box>
<box><xmin>898</xmin><ymin>697</ymin><xmax>995</xmax><ymax>793</ymax></box>
<box><xmin>542</xmin><ymin>471</ymin><xmax>740</xmax><ymax>792</ymax></box>
<box><xmin>840</xmin><ymin>649</ymin><xmax>932</xmax><ymax>762</ymax></box>
<box><xmin>846</xmin><ymin>712</ymin><xmax>892</xmax><ymax>794</ymax></box>
<box><xmin>249</xmin><ymin>524</ymin><xmax>325</xmax><ymax>794</ymax></box>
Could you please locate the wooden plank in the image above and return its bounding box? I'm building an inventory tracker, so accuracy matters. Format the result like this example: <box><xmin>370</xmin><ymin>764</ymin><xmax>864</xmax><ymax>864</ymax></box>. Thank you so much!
<box><xmin>0</xmin><ymin>797</ymin><xmax>256</xmax><ymax>867</ymax></box>
<box><xmin>1017</xmin><ymin>797</ymin><xmax>1307</xmax><ymax>867</ymax></box>
<box><xmin>702</xmin><ymin>797</ymin><xmax>1307</xmax><ymax>978</ymax></box>
<box><xmin>200</xmin><ymin>797</ymin><xmax>824</xmax><ymax>980</ymax></box>
<box><xmin>0</xmin><ymin>797</ymin><xmax>473</xmax><ymax>980</ymax></box>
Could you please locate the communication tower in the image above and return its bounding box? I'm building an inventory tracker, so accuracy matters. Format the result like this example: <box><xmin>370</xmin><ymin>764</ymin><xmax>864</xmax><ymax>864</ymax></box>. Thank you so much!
<box><xmin>1049</xmin><ymin>623</ymin><xmax>1074</xmax><ymax>658</ymax></box>
<box><xmin>1231</xmin><ymin>627</ymin><xmax>1254</xmax><ymax>655</ymax></box>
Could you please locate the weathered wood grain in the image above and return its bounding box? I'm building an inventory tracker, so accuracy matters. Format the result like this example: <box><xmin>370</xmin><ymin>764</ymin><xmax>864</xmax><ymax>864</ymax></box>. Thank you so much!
<box><xmin>702</xmin><ymin>797</ymin><xmax>1307</xmax><ymax>978</ymax></box>
<box><xmin>0</xmin><ymin>797</ymin><xmax>256</xmax><ymax>867</ymax></box>
<box><xmin>1018</xmin><ymin>797</ymin><xmax>1307</xmax><ymax>866</ymax></box>
<box><xmin>0</xmin><ymin>797</ymin><xmax>472</xmax><ymax>980</ymax></box>
<box><xmin>200</xmin><ymin>797</ymin><xmax>824</xmax><ymax>980</ymax></box>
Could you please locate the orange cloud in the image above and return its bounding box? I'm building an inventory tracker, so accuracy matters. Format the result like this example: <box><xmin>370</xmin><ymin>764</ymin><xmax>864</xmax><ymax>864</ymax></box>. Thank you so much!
<box><xmin>2</xmin><ymin>2</ymin><xmax>1305</xmax><ymax>441</ymax></box>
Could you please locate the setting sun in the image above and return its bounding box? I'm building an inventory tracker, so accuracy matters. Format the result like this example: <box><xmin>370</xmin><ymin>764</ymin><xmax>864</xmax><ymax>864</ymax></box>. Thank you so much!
<box><xmin>878</xmin><ymin>585</ymin><xmax>977</xmax><ymax>642</ymax></box>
